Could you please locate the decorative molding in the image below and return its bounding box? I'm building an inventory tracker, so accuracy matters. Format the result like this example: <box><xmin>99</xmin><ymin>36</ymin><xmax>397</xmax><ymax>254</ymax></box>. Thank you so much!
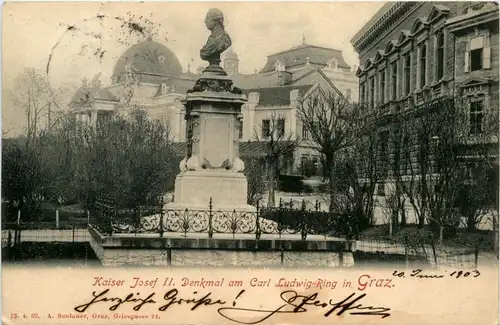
<box><xmin>352</xmin><ymin>2</ymin><xmax>423</xmax><ymax>56</ymax></box>
<box><xmin>188</xmin><ymin>77</ymin><xmax>242</xmax><ymax>94</ymax></box>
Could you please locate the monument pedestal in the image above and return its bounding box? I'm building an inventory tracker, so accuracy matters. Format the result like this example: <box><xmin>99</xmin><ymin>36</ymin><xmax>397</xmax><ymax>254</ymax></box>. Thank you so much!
<box><xmin>165</xmin><ymin>72</ymin><xmax>255</xmax><ymax>212</ymax></box>
<box><xmin>168</xmin><ymin>171</ymin><xmax>255</xmax><ymax>211</ymax></box>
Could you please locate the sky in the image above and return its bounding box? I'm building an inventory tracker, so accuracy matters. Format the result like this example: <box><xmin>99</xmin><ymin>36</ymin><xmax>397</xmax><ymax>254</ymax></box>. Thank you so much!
<box><xmin>2</xmin><ymin>1</ymin><xmax>385</xmax><ymax>137</ymax></box>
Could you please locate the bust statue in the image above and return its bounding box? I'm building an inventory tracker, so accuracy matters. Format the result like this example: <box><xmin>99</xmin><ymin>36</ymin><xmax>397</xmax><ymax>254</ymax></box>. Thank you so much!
<box><xmin>200</xmin><ymin>8</ymin><xmax>232</xmax><ymax>67</ymax></box>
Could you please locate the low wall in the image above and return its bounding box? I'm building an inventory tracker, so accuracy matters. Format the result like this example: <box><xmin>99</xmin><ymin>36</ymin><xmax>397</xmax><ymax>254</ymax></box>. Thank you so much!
<box><xmin>88</xmin><ymin>227</ymin><xmax>355</xmax><ymax>268</ymax></box>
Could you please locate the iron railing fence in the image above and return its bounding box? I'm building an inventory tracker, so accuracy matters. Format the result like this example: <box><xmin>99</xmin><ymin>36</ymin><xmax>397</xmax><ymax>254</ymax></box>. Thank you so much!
<box><xmin>2</xmin><ymin>222</ymin><xmax>91</xmax><ymax>247</ymax></box>
<box><xmin>88</xmin><ymin>197</ymin><xmax>353</xmax><ymax>240</ymax></box>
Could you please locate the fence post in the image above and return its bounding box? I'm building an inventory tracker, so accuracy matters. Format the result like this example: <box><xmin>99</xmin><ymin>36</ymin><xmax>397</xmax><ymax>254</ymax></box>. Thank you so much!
<box><xmin>278</xmin><ymin>198</ymin><xmax>283</xmax><ymax>239</ymax></box>
<box><xmin>167</xmin><ymin>245</ymin><xmax>172</xmax><ymax>266</ymax></box>
<box><xmin>72</xmin><ymin>225</ymin><xmax>75</xmax><ymax>243</ymax></box>
<box><xmin>16</xmin><ymin>210</ymin><xmax>21</xmax><ymax>227</ymax></box>
<box><xmin>255</xmin><ymin>201</ymin><xmax>261</xmax><ymax>240</ymax></box>
<box><xmin>159</xmin><ymin>196</ymin><xmax>164</xmax><ymax>237</ymax></box>
<box><xmin>55</xmin><ymin>209</ymin><xmax>60</xmax><ymax>229</ymax></box>
<box><xmin>159</xmin><ymin>210</ymin><xmax>164</xmax><ymax>238</ymax></box>
<box><xmin>339</xmin><ymin>243</ymin><xmax>344</xmax><ymax>268</ymax></box>
<box><xmin>208</xmin><ymin>197</ymin><xmax>213</xmax><ymax>239</ymax></box>
<box><xmin>301</xmin><ymin>199</ymin><xmax>307</xmax><ymax>240</ymax></box>
<box><xmin>86</xmin><ymin>209</ymin><xmax>90</xmax><ymax>226</ymax></box>
<box><xmin>280</xmin><ymin>247</ymin><xmax>284</xmax><ymax>265</ymax></box>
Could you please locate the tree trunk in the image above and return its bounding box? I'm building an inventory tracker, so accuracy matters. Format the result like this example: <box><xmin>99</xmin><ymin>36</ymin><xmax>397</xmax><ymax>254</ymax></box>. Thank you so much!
<box><xmin>266</xmin><ymin>160</ymin><xmax>276</xmax><ymax>208</ymax></box>
<box><xmin>326</xmin><ymin>156</ymin><xmax>335</xmax><ymax>212</ymax></box>
<box><xmin>418</xmin><ymin>215</ymin><xmax>425</xmax><ymax>228</ymax></box>
<box><xmin>466</xmin><ymin>213</ymin><xmax>476</xmax><ymax>232</ymax></box>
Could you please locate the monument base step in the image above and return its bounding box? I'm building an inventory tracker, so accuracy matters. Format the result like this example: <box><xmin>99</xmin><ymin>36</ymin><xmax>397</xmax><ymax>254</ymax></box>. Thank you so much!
<box><xmin>171</xmin><ymin>170</ymin><xmax>253</xmax><ymax>211</ymax></box>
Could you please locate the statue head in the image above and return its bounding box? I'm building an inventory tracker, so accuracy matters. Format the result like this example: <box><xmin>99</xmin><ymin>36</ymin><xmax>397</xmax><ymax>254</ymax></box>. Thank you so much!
<box><xmin>204</xmin><ymin>8</ymin><xmax>224</xmax><ymax>31</ymax></box>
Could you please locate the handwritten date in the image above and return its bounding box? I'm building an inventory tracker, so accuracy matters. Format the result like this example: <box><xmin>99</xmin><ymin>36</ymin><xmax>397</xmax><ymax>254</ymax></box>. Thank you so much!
<box><xmin>392</xmin><ymin>269</ymin><xmax>481</xmax><ymax>279</ymax></box>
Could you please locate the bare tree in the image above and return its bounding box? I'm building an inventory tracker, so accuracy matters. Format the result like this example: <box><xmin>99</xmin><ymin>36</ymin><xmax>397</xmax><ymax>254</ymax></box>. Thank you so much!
<box><xmin>326</xmin><ymin>120</ymin><xmax>382</xmax><ymax>236</ymax></box>
<box><xmin>243</xmin><ymin>157</ymin><xmax>266</xmax><ymax>206</ymax></box>
<box><xmin>391</xmin><ymin>94</ymin><xmax>498</xmax><ymax>238</ymax></box>
<box><xmin>10</xmin><ymin>68</ymin><xmax>69</xmax><ymax>145</ymax></box>
<box><xmin>297</xmin><ymin>89</ymin><xmax>361</xmax><ymax>211</ymax></box>
<box><xmin>11</xmin><ymin>68</ymin><xmax>51</xmax><ymax>145</ymax></box>
<box><xmin>253</xmin><ymin>112</ymin><xmax>299</xmax><ymax>207</ymax></box>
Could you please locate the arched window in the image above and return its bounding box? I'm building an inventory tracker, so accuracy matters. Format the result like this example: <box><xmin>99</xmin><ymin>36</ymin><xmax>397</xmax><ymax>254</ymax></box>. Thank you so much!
<box><xmin>419</xmin><ymin>44</ymin><xmax>427</xmax><ymax>88</ymax></box>
<box><xmin>436</xmin><ymin>32</ymin><xmax>445</xmax><ymax>80</ymax></box>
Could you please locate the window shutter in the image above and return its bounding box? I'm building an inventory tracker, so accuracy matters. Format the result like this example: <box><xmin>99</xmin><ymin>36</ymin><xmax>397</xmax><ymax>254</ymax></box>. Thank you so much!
<box><xmin>464</xmin><ymin>41</ymin><xmax>470</xmax><ymax>72</ymax></box>
<box><xmin>483</xmin><ymin>33</ymin><xmax>491</xmax><ymax>69</ymax></box>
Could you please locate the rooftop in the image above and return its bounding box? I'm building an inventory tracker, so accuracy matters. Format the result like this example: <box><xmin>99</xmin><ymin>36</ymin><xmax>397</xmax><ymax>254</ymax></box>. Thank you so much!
<box><xmin>260</xmin><ymin>43</ymin><xmax>350</xmax><ymax>73</ymax></box>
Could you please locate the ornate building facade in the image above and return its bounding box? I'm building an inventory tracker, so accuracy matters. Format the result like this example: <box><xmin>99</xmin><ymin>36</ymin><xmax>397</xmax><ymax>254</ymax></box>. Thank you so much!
<box><xmin>70</xmin><ymin>38</ymin><xmax>358</xmax><ymax>176</ymax></box>
<box><xmin>351</xmin><ymin>2</ymin><xmax>499</xmax><ymax>225</ymax></box>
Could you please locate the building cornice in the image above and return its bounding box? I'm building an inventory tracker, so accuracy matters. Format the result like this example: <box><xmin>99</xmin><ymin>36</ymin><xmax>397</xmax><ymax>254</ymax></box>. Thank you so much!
<box><xmin>351</xmin><ymin>2</ymin><xmax>423</xmax><ymax>56</ymax></box>
<box><xmin>446</xmin><ymin>8</ymin><xmax>499</xmax><ymax>33</ymax></box>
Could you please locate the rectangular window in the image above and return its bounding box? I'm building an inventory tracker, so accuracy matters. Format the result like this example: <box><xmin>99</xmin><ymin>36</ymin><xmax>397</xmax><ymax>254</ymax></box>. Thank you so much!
<box><xmin>404</xmin><ymin>54</ymin><xmax>411</xmax><ymax>95</ymax></box>
<box><xmin>301</xmin><ymin>155</ymin><xmax>309</xmax><ymax>177</ymax></box>
<box><xmin>436</xmin><ymin>32</ymin><xmax>445</xmax><ymax>80</ymax></box>
<box><xmin>470</xmin><ymin>48</ymin><xmax>483</xmax><ymax>71</ymax></box>
<box><xmin>311</xmin><ymin>156</ymin><xmax>319</xmax><ymax>176</ymax></box>
<box><xmin>466</xmin><ymin>35</ymin><xmax>490</xmax><ymax>72</ymax></box>
<box><xmin>419</xmin><ymin>44</ymin><xmax>427</xmax><ymax>88</ymax></box>
<box><xmin>301</xmin><ymin>121</ymin><xmax>309</xmax><ymax>139</ymax></box>
<box><xmin>391</xmin><ymin>61</ymin><xmax>398</xmax><ymax>100</ymax></box>
<box><xmin>276</xmin><ymin>118</ymin><xmax>285</xmax><ymax>138</ymax></box>
<box><xmin>262</xmin><ymin>119</ymin><xmax>270</xmax><ymax>138</ymax></box>
<box><xmin>360</xmin><ymin>82</ymin><xmax>366</xmax><ymax>104</ymax></box>
<box><xmin>379</xmin><ymin>69</ymin><xmax>386</xmax><ymax>103</ymax></box>
<box><xmin>469</xmin><ymin>100</ymin><xmax>484</xmax><ymax>135</ymax></box>
<box><xmin>369</xmin><ymin>76</ymin><xmax>375</xmax><ymax>108</ymax></box>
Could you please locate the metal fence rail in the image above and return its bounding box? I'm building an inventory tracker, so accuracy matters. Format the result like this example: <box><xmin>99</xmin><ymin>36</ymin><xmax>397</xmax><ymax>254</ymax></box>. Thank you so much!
<box><xmin>2</xmin><ymin>222</ymin><xmax>90</xmax><ymax>247</ymax></box>
<box><xmin>89</xmin><ymin>197</ymin><xmax>353</xmax><ymax>240</ymax></box>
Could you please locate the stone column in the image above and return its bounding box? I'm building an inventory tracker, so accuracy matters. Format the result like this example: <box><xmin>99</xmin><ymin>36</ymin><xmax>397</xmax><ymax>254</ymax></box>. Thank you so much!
<box><xmin>91</xmin><ymin>110</ymin><xmax>98</xmax><ymax>126</ymax></box>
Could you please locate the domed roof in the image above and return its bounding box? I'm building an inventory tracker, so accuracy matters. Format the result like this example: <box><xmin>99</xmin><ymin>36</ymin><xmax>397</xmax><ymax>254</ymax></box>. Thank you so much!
<box><xmin>111</xmin><ymin>39</ymin><xmax>183</xmax><ymax>83</ymax></box>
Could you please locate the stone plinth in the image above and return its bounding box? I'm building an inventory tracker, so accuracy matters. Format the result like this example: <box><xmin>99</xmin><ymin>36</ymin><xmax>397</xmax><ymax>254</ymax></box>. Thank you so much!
<box><xmin>169</xmin><ymin>171</ymin><xmax>255</xmax><ymax>211</ymax></box>
<box><xmin>88</xmin><ymin>226</ymin><xmax>355</xmax><ymax>267</ymax></box>
<box><xmin>168</xmin><ymin>72</ymin><xmax>253</xmax><ymax>212</ymax></box>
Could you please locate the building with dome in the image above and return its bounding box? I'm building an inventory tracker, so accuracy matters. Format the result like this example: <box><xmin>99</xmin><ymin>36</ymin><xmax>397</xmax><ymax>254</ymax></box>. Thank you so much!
<box><xmin>70</xmin><ymin>38</ymin><xmax>359</xmax><ymax>176</ymax></box>
<box><xmin>70</xmin><ymin>39</ymin><xmax>197</xmax><ymax>142</ymax></box>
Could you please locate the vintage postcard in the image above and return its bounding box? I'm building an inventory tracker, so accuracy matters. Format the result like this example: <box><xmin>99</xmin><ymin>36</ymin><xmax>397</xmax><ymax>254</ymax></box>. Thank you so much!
<box><xmin>2</xmin><ymin>1</ymin><xmax>499</xmax><ymax>324</ymax></box>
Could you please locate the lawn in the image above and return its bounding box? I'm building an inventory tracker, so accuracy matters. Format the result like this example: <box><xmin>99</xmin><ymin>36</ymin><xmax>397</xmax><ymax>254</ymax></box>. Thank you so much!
<box><xmin>359</xmin><ymin>224</ymin><xmax>496</xmax><ymax>252</ymax></box>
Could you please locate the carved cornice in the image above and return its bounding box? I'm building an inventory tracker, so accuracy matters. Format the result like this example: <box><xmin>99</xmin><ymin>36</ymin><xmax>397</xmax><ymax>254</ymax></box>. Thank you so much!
<box><xmin>351</xmin><ymin>2</ymin><xmax>423</xmax><ymax>56</ymax></box>
<box><xmin>446</xmin><ymin>9</ymin><xmax>499</xmax><ymax>33</ymax></box>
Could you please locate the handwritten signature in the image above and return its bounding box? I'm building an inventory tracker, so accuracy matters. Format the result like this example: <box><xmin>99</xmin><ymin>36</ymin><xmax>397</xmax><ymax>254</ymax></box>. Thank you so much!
<box><xmin>74</xmin><ymin>288</ymin><xmax>390</xmax><ymax>323</ymax></box>
<box><xmin>218</xmin><ymin>290</ymin><xmax>390</xmax><ymax>324</ymax></box>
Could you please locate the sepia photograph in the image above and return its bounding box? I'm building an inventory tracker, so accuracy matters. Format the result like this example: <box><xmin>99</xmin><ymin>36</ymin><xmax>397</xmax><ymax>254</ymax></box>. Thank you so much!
<box><xmin>1</xmin><ymin>2</ymin><xmax>499</xmax><ymax>323</ymax></box>
<box><xmin>2</xmin><ymin>1</ymin><xmax>499</xmax><ymax>269</ymax></box>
